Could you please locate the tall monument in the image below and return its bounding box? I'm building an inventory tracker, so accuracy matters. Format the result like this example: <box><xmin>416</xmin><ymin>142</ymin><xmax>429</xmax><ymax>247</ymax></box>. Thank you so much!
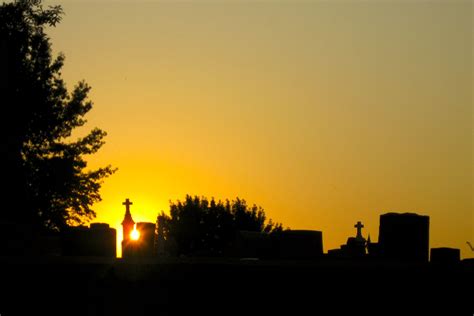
<box><xmin>121</xmin><ymin>198</ymin><xmax>135</xmax><ymax>257</ymax></box>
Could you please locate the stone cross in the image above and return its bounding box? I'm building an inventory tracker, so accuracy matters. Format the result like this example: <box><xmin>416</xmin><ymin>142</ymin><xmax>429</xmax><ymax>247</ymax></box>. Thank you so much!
<box><xmin>354</xmin><ymin>221</ymin><xmax>364</xmax><ymax>239</ymax></box>
<box><xmin>122</xmin><ymin>198</ymin><xmax>133</xmax><ymax>213</ymax></box>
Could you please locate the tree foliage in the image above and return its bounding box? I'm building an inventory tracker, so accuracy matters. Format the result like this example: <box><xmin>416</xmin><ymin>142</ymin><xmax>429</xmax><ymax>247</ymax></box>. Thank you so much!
<box><xmin>0</xmin><ymin>0</ymin><xmax>115</xmax><ymax>231</ymax></box>
<box><xmin>157</xmin><ymin>195</ymin><xmax>283</xmax><ymax>256</ymax></box>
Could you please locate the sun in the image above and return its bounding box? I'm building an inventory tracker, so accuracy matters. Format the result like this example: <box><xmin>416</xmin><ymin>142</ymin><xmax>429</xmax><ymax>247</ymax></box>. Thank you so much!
<box><xmin>130</xmin><ymin>224</ymin><xmax>140</xmax><ymax>241</ymax></box>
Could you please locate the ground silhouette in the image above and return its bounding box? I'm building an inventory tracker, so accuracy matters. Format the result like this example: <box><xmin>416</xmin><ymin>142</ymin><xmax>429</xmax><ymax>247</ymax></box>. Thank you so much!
<box><xmin>0</xmin><ymin>256</ymin><xmax>472</xmax><ymax>315</ymax></box>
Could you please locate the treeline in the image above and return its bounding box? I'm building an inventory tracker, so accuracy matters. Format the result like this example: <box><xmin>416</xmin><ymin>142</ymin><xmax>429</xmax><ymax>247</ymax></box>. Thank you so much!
<box><xmin>157</xmin><ymin>195</ymin><xmax>283</xmax><ymax>256</ymax></box>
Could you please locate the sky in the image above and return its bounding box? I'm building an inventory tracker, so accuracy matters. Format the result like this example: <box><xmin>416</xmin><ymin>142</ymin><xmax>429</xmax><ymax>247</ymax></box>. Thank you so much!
<box><xmin>44</xmin><ymin>0</ymin><xmax>472</xmax><ymax>258</ymax></box>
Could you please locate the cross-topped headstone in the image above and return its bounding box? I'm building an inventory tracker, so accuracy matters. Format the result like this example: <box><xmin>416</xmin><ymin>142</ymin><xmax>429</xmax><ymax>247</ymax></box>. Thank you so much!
<box><xmin>354</xmin><ymin>221</ymin><xmax>364</xmax><ymax>239</ymax></box>
<box><xmin>122</xmin><ymin>198</ymin><xmax>133</xmax><ymax>214</ymax></box>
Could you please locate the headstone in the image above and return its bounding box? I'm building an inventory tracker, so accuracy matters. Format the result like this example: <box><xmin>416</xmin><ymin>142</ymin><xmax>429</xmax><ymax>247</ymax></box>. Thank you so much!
<box><xmin>62</xmin><ymin>223</ymin><xmax>116</xmax><ymax>257</ymax></box>
<box><xmin>136</xmin><ymin>222</ymin><xmax>156</xmax><ymax>257</ymax></box>
<box><xmin>379</xmin><ymin>212</ymin><xmax>429</xmax><ymax>262</ymax></box>
<box><xmin>430</xmin><ymin>247</ymin><xmax>460</xmax><ymax>264</ymax></box>
<box><xmin>231</xmin><ymin>230</ymin><xmax>273</xmax><ymax>259</ymax></box>
<box><xmin>276</xmin><ymin>230</ymin><xmax>323</xmax><ymax>259</ymax></box>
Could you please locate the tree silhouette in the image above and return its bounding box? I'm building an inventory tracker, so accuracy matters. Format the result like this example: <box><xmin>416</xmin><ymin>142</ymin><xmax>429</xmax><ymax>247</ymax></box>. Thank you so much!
<box><xmin>0</xmin><ymin>0</ymin><xmax>115</xmax><ymax>232</ymax></box>
<box><xmin>157</xmin><ymin>195</ymin><xmax>283</xmax><ymax>256</ymax></box>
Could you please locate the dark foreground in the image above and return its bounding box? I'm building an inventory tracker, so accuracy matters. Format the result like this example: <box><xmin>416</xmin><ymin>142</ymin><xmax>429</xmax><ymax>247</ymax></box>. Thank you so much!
<box><xmin>0</xmin><ymin>257</ymin><xmax>472</xmax><ymax>315</ymax></box>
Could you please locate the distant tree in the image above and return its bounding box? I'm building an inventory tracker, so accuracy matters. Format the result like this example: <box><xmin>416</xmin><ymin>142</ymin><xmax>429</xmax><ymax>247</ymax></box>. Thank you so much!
<box><xmin>157</xmin><ymin>195</ymin><xmax>283</xmax><ymax>256</ymax></box>
<box><xmin>0</xmin><ymin>0</ymin><xmax>115</xmax><ymax>232</ymax></box>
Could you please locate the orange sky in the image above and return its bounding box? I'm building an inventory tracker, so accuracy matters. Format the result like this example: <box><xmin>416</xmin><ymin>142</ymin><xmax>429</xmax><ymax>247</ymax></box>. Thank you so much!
<box><xmin>45</xmin><ymin>0</ymin><xmax>472</xmax><ymax>258</ymax></box>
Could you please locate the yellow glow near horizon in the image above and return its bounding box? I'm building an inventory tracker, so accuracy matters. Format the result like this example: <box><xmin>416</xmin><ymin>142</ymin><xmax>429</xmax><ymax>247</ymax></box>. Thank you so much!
<box><xmin>130</xmin><ymin>224</ymin><xmax>140</xmax><ymax>241</ymax></box>
<box><xmin>46</xmin><ymin>1</ymin><xmax>472</xmax><ymax>259</ymax></box>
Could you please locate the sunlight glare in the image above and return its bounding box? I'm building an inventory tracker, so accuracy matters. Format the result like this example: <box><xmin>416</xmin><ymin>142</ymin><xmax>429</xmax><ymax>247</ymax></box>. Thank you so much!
<box><xmin>130</xmin><ymin>224</ymin><xmax>140</xmax><ymax>240</ymax></box>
